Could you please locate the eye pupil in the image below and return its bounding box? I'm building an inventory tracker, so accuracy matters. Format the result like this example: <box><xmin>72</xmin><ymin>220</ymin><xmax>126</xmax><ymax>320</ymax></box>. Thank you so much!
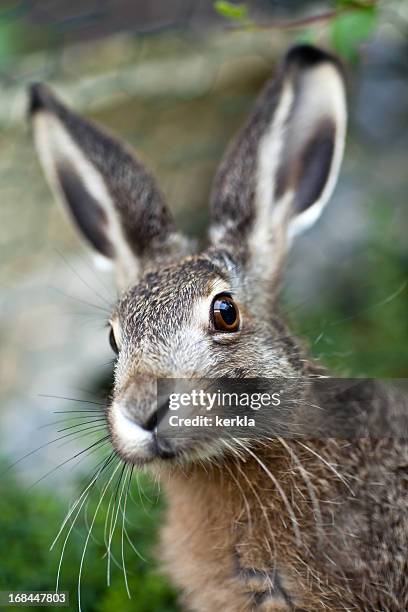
<box><xmin>109</xmin><ymin>327</ymin><xmax>119</xmax><ymax>354</ymax></box>
<box><xmin>212</xmin><ymin>294</ymin><xmax>240</xmax><ymax>332</ymax></box>
<box><xmin>219</xmin><ymin>300</ymin><xmax>236</xmax><ymax>325</ymax></box>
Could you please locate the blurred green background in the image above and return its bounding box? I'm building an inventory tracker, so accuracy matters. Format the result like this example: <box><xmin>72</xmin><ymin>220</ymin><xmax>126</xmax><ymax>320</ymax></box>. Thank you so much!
<box><xmin>0</xmin><ymin>1</ymin><xmax>407</xmax><ymax>610</ymax></box>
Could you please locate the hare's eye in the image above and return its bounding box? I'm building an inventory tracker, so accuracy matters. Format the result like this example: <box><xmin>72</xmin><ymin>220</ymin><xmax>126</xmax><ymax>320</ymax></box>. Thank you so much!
<box><xmin>211</xmin><ymin>294</ymin><xmax>240</xmax><ymax>333</ymax></box>
<box><xmin>109</xmin><ymin>327</ymin><xmax>119</xmax><ymax>354</ymax></box>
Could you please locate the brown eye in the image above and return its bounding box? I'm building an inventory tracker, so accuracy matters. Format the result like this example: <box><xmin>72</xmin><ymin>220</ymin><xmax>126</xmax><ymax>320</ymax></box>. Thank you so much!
<box><xmin>109</xmin><ymin>327</ymin><xmax>119</xmax><ymax>354</ymax></box>
<box><xmin>212</xmin><ymin>294</ymin><xmax>240</xmax><ymax>333</ymax></box>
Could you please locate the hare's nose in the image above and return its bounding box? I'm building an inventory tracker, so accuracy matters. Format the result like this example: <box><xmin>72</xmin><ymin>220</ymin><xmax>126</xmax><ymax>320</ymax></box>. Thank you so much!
<box><xmin>110</xmin><ymin>400</ymin><xmax>177</xmax><ymax>462</ymax></box>
<box><xmin>142</xmin><ymin>401</ymin><xmax>169</xmax><ymax>432</ymax></box>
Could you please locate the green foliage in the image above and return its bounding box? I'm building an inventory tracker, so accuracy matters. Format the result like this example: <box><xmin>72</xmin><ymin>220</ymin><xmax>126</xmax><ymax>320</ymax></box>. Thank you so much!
<box><xmin>96</xmin><ymin>571</ymin><xmax>178</xmax><ymax>612</ymax></box>
<box><xmin>336</xmin><ymin>0</ymin><xmax>376</xmax><ymax>6</ymax></box>
<box><xmin>0</xmin><ymin>463</ymin><xmax>178</xmax><ymax>611</ymax></box>
<box><xmin>213</xmin><ymin>1</ymin><xmax>248</xmax><ymax>22</ymax></box>
<box><xmin>331</xmin><ymin>5</ymin><xmax>377</xmax><ymax>61</ymax></box>
<box><xmin>213</xmin><ymin>0</ymin><xmax>379</xmax><ymax>63</ymax></box>
<box><xmin>288</xmin><ymin>197</ymin><xmax>408</xmax><ymax>378</ymax></box>
<box><xmin>0</xmin><ymin>20</ymin><xmax>25</xmax><ymax>57</ymax></box>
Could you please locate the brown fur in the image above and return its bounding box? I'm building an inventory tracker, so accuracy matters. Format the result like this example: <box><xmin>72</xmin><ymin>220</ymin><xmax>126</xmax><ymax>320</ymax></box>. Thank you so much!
<box><xmin>160</xmin><ymin>429</ymin><xmax>408</xmax><ymax>611</ymax></box>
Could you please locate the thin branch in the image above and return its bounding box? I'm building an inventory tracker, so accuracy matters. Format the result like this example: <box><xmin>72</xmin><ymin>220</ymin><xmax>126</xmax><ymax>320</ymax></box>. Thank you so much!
<box><xmin>228</xmin><ymin>2</ymin><xmax>378</xmax><ymax>32</ymax></box>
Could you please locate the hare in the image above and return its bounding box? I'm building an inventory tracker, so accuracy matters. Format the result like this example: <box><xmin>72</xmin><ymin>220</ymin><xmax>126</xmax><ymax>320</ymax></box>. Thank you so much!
<box><xmin>29</xmin><ymin>45</ymin><xmax>408</xmax><ymax>611</ymax></box>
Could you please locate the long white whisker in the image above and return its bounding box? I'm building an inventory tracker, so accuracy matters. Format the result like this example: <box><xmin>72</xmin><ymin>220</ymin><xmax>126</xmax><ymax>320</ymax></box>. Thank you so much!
<box><xmin>107</xmin><ymin>463</ymin><xmax>127</xmax><ymax>586</ymax></box>
<box><xmin>50</xmin><ymin>454</ymin><xmax>113</xmax><ymax>551</ymax></box>
<box><xmin>123</xmin><ymin>523</ymin><xmax>148</xmax><ymax>563</ymax></box>
<box><xmin>78</xmin><ymin>460</ymin><xmax>122</xmax><ymax>612</ymax></box>
<box><xmin>121</xmin><ymin>466</ymin><xmax>133</xmax><ymax>598</ymax></box>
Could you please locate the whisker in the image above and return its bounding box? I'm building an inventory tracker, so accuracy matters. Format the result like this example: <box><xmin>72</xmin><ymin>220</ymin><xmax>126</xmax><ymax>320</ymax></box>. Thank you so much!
<box><xmin>68</xmin><ymin>439</ymin><xmax>112</xmax><ymax>473</ymax></box>
<box><xmin>128</xmin><ymin>473</ymin><xmax>152</xmax><ymax>512</ymax></box>
<box><xmin>54</xmin><ymin>248</ymin><xmax>113</xmax><ymax>309</ymax></box>
<box><xmin>77</xmin><ymin>460</ymin><xmax>122</xmax><ymax>612</ymax></box>
<box><xmin>123</xmin><ymin>522</ymin><xmax>148</xmax><ymax>563</ymax></box>
<box><xmin>80</xmin><ymin>251</ymin><xmax>116</xmax><ymax>303</ymax></box>
<box><xmin>55</xmin><ymin>485</ymin><xmax>91</xmax><ymax>594</ymax></box>
<box><xmin>56</xmin><ymin>419</ymin><xmax>106</xmax><ymax>434</ymax></box>
<box><xmin>39</xmin><ymin>416</ymin><xmax>106</xmax><ymax>429</ymax></box>
<box><xmin>53</xmin><ymin>409</ymin><xmax>104</xmax><ymax>414</ymax></box>
<box><xmin>74</xmin><ymin>386</ymin><xmax>111</xmax><ymax>400</ymax></box>
<box><xmin>107</xmin><ymin>463</ymin><xmax>127</xmax><ymax>586</ymax></box>
<box><xmin>58</xmin><ymin>442</ymin><xmax>110</xmax><ymax>475</ymax></box>
<box><xmin>56</xmin><ymin>423</ymin><xmax>106</xmax><ymax>442</ymax></box>
<box><xmin>49</xmin><ymin>285</ymin><xmax>111</xmax><ymax>315</ymax></box>
<box><xmin>121</xmin><ymin>466</ymin><xmax>133</xmax><ymax>598</ymax></box>
<box><xmin>53</xmin><ymin>457</ymin><xmax>117</xmax><ymax>598</ymax></box>
<box><xmin>51</xmin><ymin>451</ymin><xmax>116</xmax><ymax>552</ymax></box>
<box><xmin>102</xmin><ymin>472</ymin><xmax>120</xmax><ymax>579</ymax></box>
<box><xmin>28</xmin><ymin>435</ymin><xmax>110</xmax><ymax>491</ymax></box>
<box><xmin>40</xmin><ymin>394</ymin><xmax>106</xmax><ymax>407</ymax></box>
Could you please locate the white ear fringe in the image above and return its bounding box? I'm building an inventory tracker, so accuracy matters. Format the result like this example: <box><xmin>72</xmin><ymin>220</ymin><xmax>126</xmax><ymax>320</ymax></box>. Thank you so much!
<box><xmin>93</xmin><ymin>253</ymin><xmax>114</xmax><ymax>271</ymax></box>
<box><xmin>33</xmin><ymin>111</ymin><xmax>140</xmax><ymax>287</ymax></box>
<box><xmin>289</xmin><ymin>63</ymin><xmax>347</xmax><ymax>240</ymax></box>
<box><xmin>252</xmin><ymin>61</ymin><xmax>347</xmax><ymax>250</ymax></box>
<box><xmin>252</xmin><ymin>80</ymin><xmax>295</xmax><ymax>252</ymax></box>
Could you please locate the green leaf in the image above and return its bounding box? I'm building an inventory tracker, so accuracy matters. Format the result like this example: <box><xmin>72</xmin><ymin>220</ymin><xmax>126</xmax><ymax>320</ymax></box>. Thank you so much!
<box><xmin>331</xmin><ymin>7</ymin><xmax>377</xmax><ymax>61</ymax></box>
<box><xmin>214</xmin><ymin>1</ymin><xmax>248</xmax><ymax>21</ymax></box>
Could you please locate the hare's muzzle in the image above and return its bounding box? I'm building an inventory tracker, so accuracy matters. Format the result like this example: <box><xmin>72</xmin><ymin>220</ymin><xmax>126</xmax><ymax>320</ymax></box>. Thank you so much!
<box><xmin>109</xmin><ymin>396</ymin><xmax>178</xmax><ymax>464</ymax></box>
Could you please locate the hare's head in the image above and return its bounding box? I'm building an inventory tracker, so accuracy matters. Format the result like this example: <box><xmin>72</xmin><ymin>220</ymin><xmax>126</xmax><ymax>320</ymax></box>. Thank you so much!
<box><xmin>30</xmin><ymin>45</ymin><xmax>347</xmax><ymax>467</ymax></box>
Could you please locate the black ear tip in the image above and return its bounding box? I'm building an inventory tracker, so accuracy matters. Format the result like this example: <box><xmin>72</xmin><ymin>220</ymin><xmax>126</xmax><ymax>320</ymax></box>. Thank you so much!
<box><xmin>285</xmin><ymin>44</ymin><xmax>341</xmax><ymax>70</ymax></box>
<box><xmin>28</xmin><ymin>82</ymin><xmax>53</xmax><ymax>116</ymax></box>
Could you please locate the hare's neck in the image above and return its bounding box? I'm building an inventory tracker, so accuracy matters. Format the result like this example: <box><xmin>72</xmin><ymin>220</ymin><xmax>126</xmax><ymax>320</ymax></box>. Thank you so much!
<box><xmin>161</xmin><ymin>440</ymin><xmax>331</xmax><ymax>548</ymax></box>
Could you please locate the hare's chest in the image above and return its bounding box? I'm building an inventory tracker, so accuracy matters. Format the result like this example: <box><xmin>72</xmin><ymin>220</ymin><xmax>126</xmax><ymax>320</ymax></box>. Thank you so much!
<box><xmin>159</xmin><ymin>483</ymin><xmax>300</xmax><ymax>611</ymax></box>
<box><xmin>160</xmin><ymin>520</ymin><xmax>295</xmax><ymax>612</ymax></box>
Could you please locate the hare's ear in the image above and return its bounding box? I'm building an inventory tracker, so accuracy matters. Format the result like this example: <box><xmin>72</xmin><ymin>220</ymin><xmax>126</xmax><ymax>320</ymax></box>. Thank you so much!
<box><xmin>209</xmin><ymin>45</ymin><xmax>347</xmax><ymax>274</ymax></box>
<box><xmin>29</xmin><ymin>84</ymin><xmax>188</xmax><ymax>288</ymax></box>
